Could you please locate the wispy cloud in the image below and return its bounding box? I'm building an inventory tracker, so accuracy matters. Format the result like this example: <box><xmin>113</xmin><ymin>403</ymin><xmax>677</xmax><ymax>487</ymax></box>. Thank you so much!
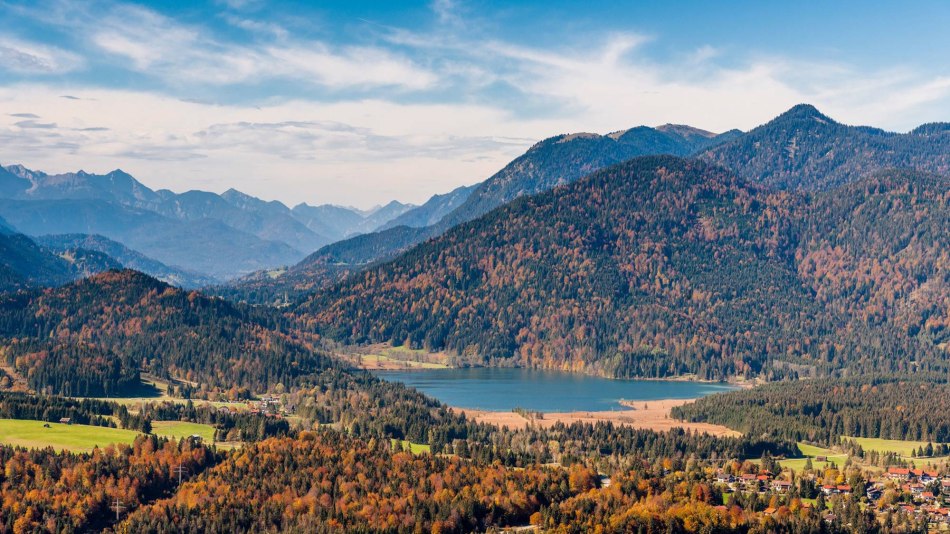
<box><xmin>27</xmin><ymin>3</ymin><xmax>438</xmax><ymax>90</ymax></box>
<box><xmin>2</xmin><ymin>0</ymin><xmax>950</xmax><ymax>206</ymax></box>
<box><xmin>0</xmin><ymin>37</ymin><xmax>83</xmax><ymax>74</ymax></box>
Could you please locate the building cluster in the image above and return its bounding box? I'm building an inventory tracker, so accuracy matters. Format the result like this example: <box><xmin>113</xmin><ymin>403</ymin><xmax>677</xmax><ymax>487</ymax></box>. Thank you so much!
<box><xmin>713</xmin><ymin>464</ymin><xmax>950</xmax><ymax>526</ymax></box>
<box><xmin>213</xmin><ymin>394</ymin><xmax>295</xmax><ymax>418</ymax></box>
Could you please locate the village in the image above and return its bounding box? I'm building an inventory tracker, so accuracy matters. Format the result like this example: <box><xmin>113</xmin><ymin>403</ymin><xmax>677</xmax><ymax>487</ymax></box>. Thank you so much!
<box><xmin>712</xmin><ymin>463</ymin><xmax>950</xmax><ymax>528</ymax></box>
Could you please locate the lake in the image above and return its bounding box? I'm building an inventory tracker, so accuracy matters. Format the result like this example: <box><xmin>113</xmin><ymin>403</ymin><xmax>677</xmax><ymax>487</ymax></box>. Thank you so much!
<box><xmin>374</xmin><ymin>368</ymin><xmax>736</xmax><ymax>412</ymax></box>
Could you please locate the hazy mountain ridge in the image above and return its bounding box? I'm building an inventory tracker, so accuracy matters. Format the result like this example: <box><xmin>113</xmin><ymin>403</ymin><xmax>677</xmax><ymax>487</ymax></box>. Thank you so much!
<box><xmin>0</xmin><ymin>230</ymin><xmax>121</xmax><ymax>292</ymax></box>
<box><xmin>0</xmin><ymin>165</ymin><xmax>417</xmax><ymax>279</ymax></box>
<box><xmin>35</xmin><ymin>233</ymin><xmax>218</xmax><ymax>288</ymax></box>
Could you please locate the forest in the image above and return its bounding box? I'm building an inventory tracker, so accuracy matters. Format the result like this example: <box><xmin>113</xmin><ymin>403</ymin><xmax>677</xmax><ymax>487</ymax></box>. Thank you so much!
<box><xmin>671</xmin><ymin>374</ymin><xmax>950</xmax><ymax>444</ymax></box>
<box><xmin>0</xmin><ymin>270</ymin><xmax>336</xmax><ymax>397</ymax></box>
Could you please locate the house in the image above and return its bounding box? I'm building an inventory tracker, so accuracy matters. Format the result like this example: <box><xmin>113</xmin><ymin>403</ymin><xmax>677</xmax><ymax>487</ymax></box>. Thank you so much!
<box><xmin>920</xmin><ymin>471</ymin><xmax>939</xmax><ymax>483</ymax></box>
<box><xmin>821</xmin><ymin>485</ymin><xmax>838</xmax><ymax>496</ymax></box>
<box><xmin>887</xmin><ymin>467</ymin><xmax>911</xmax><ymax>480</ymax></box>
<box><xmin>58</xmin><ymin>417</ymin><xmax>71</xmax><ymax>425</ymax></box>
<box><xmin>837</xmin><ymin>485</ymin><xmax>852</xmax><ymax>495</ymax></box>
<box><xmin>715</xmin><ymin>471</ymin><xmax>735</xmax><ymax>484</ymax></box>
<box><xmin>763</xmin><ymin>507</ymin><xmax>777</xmax><ymax>515</ymax></box>
<box><xmin>188</xmin><ymin>434</ymin><xmax>203</xmax><ymax>444</ymax></box>
<box><xmin>941</xmin><ymin>480</ymin><xmax>950</xmax><ymax>495</ymax></box>
<box><xmin>909</xmin><ymin>483</ymin><xmax>926</xmax><ymax>495</ymax></box>
<box><xmin>920</xmin><ymin>492</ymin><xmax>936</xmax><ymax>502</ymax></box>
<box><xmin>771</xmin><ymin>480</ymin><xmax>792</xmax><ymax>493</ymax></box>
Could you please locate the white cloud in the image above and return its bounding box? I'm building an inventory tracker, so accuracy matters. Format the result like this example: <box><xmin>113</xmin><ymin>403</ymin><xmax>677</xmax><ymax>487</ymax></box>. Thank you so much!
<box><xmin>0</xmin><ymin>86</ymin><xmax>553</xmax><ymax>207</ymax></box>
<box><xmin>4</xmin><ymin>0</ymin><xmax>950</xmax><ymax>208</ymax></box>
<box><xmin>0</xmin><ymin>37</ymin><xmax>83</xmax><ymax>74</ymax></box>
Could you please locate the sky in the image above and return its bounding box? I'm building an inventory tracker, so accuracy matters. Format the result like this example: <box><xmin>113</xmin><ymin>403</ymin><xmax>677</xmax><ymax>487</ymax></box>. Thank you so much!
<box><xmin>1</xmin><ymin>0</ymin><xmax>949</xmax><ymax>208</ymax></box>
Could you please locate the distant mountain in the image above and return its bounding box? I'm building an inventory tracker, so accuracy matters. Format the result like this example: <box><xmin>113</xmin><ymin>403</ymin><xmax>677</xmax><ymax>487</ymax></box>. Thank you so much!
<box><xmin>231</xmin><ymin>123</ymin><xmax>740</xmax><ymax>303</ymax></box>
<box><xmin>699</xmin><ymin>104</ymin><xmax>950</xmax><ymax>190</ymax></box>
<box><xmin>290</xmin><ymin>204</ymin><xmax>366</xmax><ymax>242</ymax></box>
<box><xmin>36</xmin><ymin>233</ymin><xmax>218</xmax><ymax>288</ymax></box>
<box><xmin>0</xmin><ymin>197</ymin><xmax>301</xmax><ymax>279</ymax></box>
<box><xmin>378</xmin><ymin>185</ymin><xmax>475</xmax><ymax>231</ymax></box>
<box><xmin>0</xmin><ymin>165</ymin><xmax>424</xmax><ymax>279</ymax></box>
<box><xmin>0</xmin><ymin>231</ymin><xmax>120</xmax><ymax>292</ymax></box>
<box><xmin>438</xmin><ymin>124</ymin><xmax>737</xmax><ymax>229</ymax></box>
<box><xmin>298</xmin><ymin>156</ymin><xmax>944</xmax><ymax>379</ymax></box>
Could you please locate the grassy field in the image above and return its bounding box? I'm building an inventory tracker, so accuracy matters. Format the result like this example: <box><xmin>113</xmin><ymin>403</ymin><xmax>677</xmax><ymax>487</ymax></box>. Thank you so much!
<box><xmin>391</xmin><ymin>439</ymin><xmax>431</xmax><ymax>454</ymax></box>
<box><xmin>842</xmin><ymin>436</ymin><xmax>943</xmax><ymax>457</ymax></box>
<box><xmin>0</xmin><ymin>419</ymin><xmax>140</xmax><ymax>453</ymax></box>
<box><xmin>765</xmin><ymin>443</ymin><xmax>848</xmax><ymax>470</ymax></box>
<box><xmin>152</xmin><ymin>421</ymin><xmax>217</xmax><ymax>442</ymax></box>
<box><xmin>360</xmin><ymin>354</ymin><xmax>449</xmax><ymax>369</ymax></box>
<box><xmin>345</xmin><ymin>343</ymin><xmax>452</xmax><ymax>370</ymax></box>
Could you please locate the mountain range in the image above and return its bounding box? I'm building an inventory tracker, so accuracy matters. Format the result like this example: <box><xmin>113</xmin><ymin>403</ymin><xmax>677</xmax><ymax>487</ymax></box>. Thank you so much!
<box><xmin>0</xmin><ymin>165</ymin><xmax>420</xmax><ymax>280</ymax></box>
<box><xmin>0</xmin><ymin>103</ymin><xmax>948</xmax><ymax>384</ymax></box>
<box><xmin>229</xmin><ymin>104</ymin><xmax>950</xmax><ymax>306</ymax></box>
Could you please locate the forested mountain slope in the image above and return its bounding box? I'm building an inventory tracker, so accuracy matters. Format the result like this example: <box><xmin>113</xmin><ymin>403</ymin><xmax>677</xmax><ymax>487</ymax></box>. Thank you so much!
<box><xmin>298</xmin><ymin>156</ymin><xmax>947</xmax><ymax>379</ymax></box>
<box><xmin>0</xmin><ymin>270</ymin><xmax>332</xmax><ymax>396</ymax></box>
<box><xmin>299</xmin><ymin>156</ymin><xmax>826</xmax><ymax>379</ymax></box>
<box><xmin>699</xmin><ymin>104</ymin><xmax>950</xmax><ymax>190</ymax></box>
<box><xmin>795</xmin><ymin>169</ymin><xmax>950</xmax><ymax>349</ymax></box>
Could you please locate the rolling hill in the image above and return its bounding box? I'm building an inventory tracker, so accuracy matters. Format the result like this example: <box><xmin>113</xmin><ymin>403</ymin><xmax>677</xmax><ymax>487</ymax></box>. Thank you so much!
<box><xmin>0</xmin><ymin>270</ymin><xmax>334</xmax><ymax>396</ymax></box>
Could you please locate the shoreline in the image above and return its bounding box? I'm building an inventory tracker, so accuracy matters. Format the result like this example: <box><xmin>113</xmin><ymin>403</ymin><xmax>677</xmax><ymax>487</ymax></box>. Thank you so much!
<box><xmin>454</xmin><ymin>398</ymin><xmax>740</xmax><ymax>437</ymax></box>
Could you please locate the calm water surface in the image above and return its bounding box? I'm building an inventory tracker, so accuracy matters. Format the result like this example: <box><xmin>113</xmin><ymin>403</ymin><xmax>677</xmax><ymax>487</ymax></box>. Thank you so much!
<box><xmin>374</xmin><ymin>368</ymin><xmax>736</xmax><ymax>412</ymax></box>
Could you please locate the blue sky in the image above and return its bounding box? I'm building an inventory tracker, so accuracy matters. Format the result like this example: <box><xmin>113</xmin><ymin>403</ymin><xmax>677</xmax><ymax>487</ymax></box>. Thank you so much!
<box><xmin>1</xmin><ymin>0</ymin><xmax>949</xmax><ymax>206</ymax></box>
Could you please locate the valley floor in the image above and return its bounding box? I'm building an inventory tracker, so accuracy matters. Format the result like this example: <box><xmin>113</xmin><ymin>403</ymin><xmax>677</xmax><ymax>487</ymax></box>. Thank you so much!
<box><xmin>455</xmin><ymin>398</ymin><xmax>740</xmax><ymax>437</ymax></box>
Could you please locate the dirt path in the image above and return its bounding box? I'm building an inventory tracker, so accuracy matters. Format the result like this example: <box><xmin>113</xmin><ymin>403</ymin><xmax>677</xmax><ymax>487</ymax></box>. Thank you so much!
<box><xmin>455</xmin><ymin>398</ymin><xmax>740</xmax><ymax>437</ymax></box>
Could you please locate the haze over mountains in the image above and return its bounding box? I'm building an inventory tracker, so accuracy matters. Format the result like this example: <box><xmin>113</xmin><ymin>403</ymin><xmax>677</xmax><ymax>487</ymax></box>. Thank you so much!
<box><xmin>0</xmin><ymin>164</ymin><xmax>420</xmax><ymax>282</ymax></box>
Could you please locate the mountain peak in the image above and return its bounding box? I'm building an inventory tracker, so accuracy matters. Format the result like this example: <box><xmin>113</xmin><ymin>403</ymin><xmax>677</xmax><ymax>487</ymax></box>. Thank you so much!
<box><xmin>655</xmin><ymin>124</ymin><xmax>717</xmax><ymax>139</ymax></box>
<box><xmin>773</xmin><ymin>104</ymin><xmax>834</xmax><ymax>124</ymax></box>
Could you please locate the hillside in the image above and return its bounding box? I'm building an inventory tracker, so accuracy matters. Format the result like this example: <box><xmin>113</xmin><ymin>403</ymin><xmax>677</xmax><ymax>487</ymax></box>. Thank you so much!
<box><xmin>795</xmin><ymin>169</ymin><xmax>950</xmax><ymax>349</ymax></box>
<box><xmin>299</xmin><ymin>156</ymin><xmax>948</xmax><ymax>379</ymax></box>
<box><xmin>700</xmin><ymin>104</ymin><xmax>950</xmax><ymax>190</ymax></box>
<box><xmin>299</xmin><ymin>156</ymin><xmax>826</xmax><ymax>379</ymax></box>
<box><xmin>0</xmin><ymin>270</ymin><xmax>333</xmax><ymax>396</ymax></box>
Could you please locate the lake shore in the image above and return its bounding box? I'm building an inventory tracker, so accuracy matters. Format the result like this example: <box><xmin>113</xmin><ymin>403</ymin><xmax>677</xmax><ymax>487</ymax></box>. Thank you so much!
<box><xmin>454</xmin><ymin>398</ymin><xmax>740</xmax><ymax>437</ymax></box>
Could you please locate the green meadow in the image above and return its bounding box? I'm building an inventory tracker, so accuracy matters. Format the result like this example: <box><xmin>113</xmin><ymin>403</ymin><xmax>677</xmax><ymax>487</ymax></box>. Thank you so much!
<box><xmin>0</xmin><ymin>419</ymin><xmax>140</xmax><ymax>453</ymax></box>
<box><xmin>151</xmin><ymin>421</ymin><xmax>217</xmax><ymax>442</ymax></box>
